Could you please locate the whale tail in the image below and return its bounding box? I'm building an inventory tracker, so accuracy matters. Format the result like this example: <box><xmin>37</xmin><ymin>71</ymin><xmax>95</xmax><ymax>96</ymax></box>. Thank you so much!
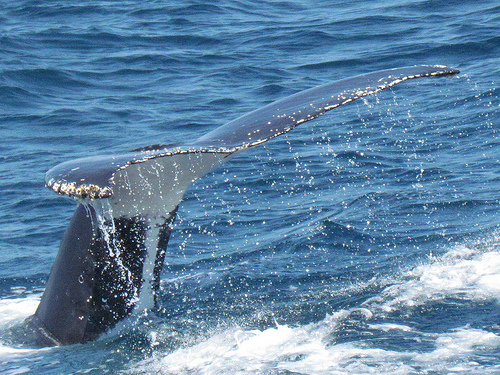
<box><xmin>37</xmin><ymin>151</ymin><xmax>232</xmax><ymax>345</ymax></box>
<box><xmin>27</xmin><ymin>66</ymin><xmax>458</xmax><ymax>345</ymax></box>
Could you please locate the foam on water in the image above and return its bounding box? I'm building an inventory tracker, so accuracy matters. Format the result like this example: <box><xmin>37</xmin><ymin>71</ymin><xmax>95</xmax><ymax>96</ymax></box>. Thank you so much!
<box><xmin>0</xmin><ymin>293</ymin><xmax>39</xmax><ymax>329</ymax></box>
<box><xmin>371</xmin><ymin>244</ymin><xmax>500</xmax><ymax>313</ymax></box>
<box><xmin>127</xmin><ymin>234</ymin><xmax>500</xmax><ymax>374</ymax></box>
<box><xmin>0</xmin><ymin>293</ymin><xmax>45</xmax><ymax>375</ymax></box>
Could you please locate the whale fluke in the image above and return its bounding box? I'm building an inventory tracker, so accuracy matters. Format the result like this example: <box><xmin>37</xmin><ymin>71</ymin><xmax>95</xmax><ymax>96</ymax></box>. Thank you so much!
<box><xmin>26</xmin><ymin>65</ymin><xmax>458</xmax><ymax>345</ymax></box>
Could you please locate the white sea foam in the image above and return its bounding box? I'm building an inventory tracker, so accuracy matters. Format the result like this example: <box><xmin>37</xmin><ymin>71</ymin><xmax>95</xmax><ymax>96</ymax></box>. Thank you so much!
<box><xmin>128</xmin><ymin>320</ymin><xmax>500</xmax><ymax>374</ymax></box>
<box><xmin>0</xmin><ymin>293</ymin><xmax>44</xmax><ymax>375</ymax></box>
<box><xmin>0</xmin><ymin>294</ymin><xmax>40</xmax><ymax>329</ymax></box>
<box><xmin>127</xmin><ymin>238</ymin><xmax>500</xmax><ymax>374</ymax></box>
<box><xmin>368</xmin><ymin>243</ymin><xmax>500</xmax><ymax>314</ymax></box>
<box><xmin>368</xmin><ymin>323</ymin><xmax>413</xmax><ymax>332</ymax></box>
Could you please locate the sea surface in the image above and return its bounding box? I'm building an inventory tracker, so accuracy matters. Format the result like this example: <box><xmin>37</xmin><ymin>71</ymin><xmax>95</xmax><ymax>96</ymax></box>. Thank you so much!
<box><xmin>1</xmin><ymin>0</ymin><xmax>499</xmax><ymax>374</ymax></box>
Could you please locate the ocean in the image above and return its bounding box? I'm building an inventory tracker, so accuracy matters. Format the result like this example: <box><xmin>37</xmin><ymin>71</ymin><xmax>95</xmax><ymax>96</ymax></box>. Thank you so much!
<box><xmin>0</xmin><ymin>0</ymin><xmax>499</xmax><ymax>374</ymax></box>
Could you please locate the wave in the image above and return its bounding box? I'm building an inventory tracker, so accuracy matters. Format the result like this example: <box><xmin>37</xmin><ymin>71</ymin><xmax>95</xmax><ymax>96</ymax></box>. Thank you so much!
<box><xmin>127</xmin><ymin>234</ymin><xmax>500</xmax><ymax>374</ymax></box>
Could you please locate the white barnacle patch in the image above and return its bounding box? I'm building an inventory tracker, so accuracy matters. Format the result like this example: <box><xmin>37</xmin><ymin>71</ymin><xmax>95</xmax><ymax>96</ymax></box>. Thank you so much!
<box><xmin>46</xmin><ymin>177</ymin><xmax>113</xmax><ymax>200</ymax></box>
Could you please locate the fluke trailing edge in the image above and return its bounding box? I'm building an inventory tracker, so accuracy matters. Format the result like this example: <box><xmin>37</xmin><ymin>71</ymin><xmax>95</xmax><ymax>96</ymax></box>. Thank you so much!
<box><xmin>22</xmin><ymin>65</ymin><xmax>459</xmax><ymax>346</ymax></box>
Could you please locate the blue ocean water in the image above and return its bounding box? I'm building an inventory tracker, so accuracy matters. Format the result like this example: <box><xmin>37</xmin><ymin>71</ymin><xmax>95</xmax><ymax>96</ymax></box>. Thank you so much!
<box><xmin>1</xmin><ymin>0</ymin><xmax>499</xmax><ymax>373</ymax></box>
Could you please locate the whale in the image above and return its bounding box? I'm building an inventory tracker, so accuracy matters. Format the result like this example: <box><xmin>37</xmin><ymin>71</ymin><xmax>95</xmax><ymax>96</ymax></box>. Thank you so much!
<box><xmin>16</xmin><ymin>65</ymin><xmax>459</xmax><ymax>346</ymax></box>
